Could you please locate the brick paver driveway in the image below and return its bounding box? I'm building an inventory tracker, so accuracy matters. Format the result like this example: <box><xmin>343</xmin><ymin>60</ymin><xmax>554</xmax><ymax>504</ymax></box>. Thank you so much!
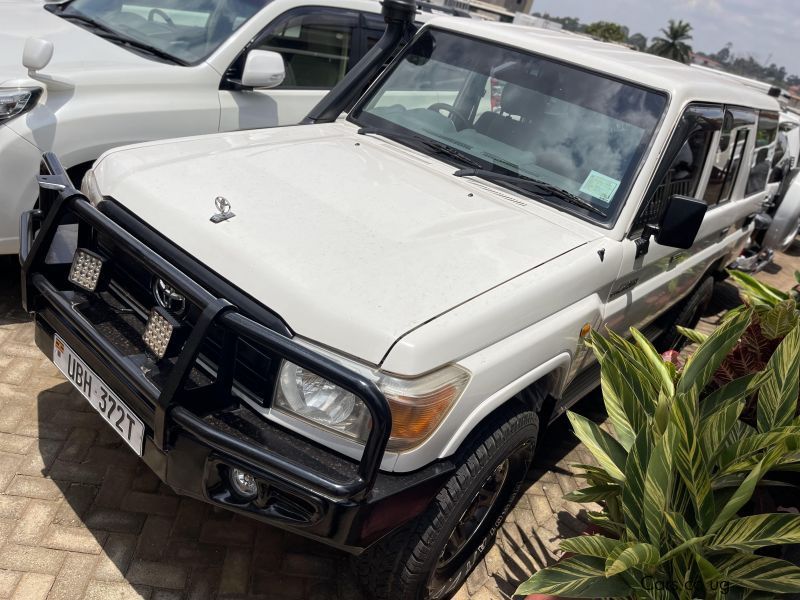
<box><xmin>1</xmin><ymin>244</ymin><xmax>798</xmax><ymax>599</ymax></box>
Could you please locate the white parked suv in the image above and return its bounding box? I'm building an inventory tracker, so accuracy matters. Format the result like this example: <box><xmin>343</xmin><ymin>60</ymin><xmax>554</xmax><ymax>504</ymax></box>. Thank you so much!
<box><xmin>0</xmin><ymin>0</ymin><xmax>451</xmax><ymax>255</ymax></box>
<box><xmin>20</xmin><ymin>3</ymin><xmax>780</xmax><ymax>598</ymax></box>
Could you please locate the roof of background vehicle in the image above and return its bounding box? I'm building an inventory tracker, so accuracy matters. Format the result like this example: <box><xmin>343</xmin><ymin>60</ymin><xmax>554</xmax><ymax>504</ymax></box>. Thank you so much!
<box><xmin>426</xmin><ymin>17</ymin><xmax>780</xmax><ymax>112</ymax></box>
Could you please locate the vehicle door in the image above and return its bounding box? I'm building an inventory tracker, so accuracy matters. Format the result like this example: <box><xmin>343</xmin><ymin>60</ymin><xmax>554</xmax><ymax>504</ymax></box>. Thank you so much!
<box><xmin>602</xmin><ymin>104</ymin><xmax>762</xmax><ymax>336</ymax></box>
<box><xmin>218</xmin><ymin>7</ymin><xmax>361</xmax><ymax>131</ymax></box>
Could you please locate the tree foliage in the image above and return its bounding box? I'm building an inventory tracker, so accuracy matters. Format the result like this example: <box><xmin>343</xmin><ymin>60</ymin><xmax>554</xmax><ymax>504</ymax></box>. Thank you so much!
<box><xmin>585</xmin><ymin>20</ymin><xmax>628</xmax><ymax>43</ymax></box>
<box><xmin>627</xmin><ymin>33</ymin><xmax>648</xmax><ymax>52</ymax></box>
<box><xmin>648</xmin><ymin>19</ymin><xmax>694</xmax><ymax>64</ymax></box>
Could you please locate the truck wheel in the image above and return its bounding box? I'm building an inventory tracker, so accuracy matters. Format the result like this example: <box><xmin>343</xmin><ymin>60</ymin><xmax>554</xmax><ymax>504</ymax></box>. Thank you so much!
<box><xmin>358</xmin><ymin>405</ymin><xmax>538</xmax><ymax>600</ymax></box>
<box><xmin>657</xmin><ymin>276</ymin><xmax>714</xmax><ymax>352</ymax></box>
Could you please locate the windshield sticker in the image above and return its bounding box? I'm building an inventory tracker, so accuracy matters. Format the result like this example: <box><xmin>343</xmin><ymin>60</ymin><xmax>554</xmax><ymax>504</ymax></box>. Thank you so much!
<box><xmin>579</xmin><ymin>171</ymin><xmax>621</xmax><ymax>205</ymax></box>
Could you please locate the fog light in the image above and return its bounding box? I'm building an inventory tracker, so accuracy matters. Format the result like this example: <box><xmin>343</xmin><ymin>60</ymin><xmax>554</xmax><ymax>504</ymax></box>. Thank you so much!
<box><xmin>142</xmin><ymin>306</ymin><xmax>179</xmax><ymax>360</ymax></box>
<box><xmin>229</xmin><ymin>468</ymin><xmax>258</xmax><ymax>499</ymax></box>
<box><xmin>68</xmin><ymin>249</ymin><xmax>105</xmax><ymax>292</ymax></box>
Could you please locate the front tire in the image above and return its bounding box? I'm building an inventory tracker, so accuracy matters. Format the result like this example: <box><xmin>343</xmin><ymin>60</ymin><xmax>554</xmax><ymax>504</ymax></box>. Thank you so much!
<box><xmin>358</xmin><ymin>405</ymin><xmax>538</xmax><ymax>600</ymax></box>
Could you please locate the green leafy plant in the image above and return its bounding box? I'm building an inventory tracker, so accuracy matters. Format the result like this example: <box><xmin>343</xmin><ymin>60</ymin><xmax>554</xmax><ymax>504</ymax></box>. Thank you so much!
<box><xmin>517</xmin><ymin>309</ymin><xmax>800</xmax><ymax>598</ymax></box>
<box><xmin>680</xmin><ymin>270</ymin><xmax>800</xmax><ymax>425</ymax></box>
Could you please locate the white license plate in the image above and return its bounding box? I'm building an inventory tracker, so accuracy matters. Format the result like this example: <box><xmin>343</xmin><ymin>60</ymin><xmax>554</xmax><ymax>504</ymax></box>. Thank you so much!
<box><xmin>53</xmin><ymin>335</ymin><xmax>145</xmax><ymax>456</ymax></box>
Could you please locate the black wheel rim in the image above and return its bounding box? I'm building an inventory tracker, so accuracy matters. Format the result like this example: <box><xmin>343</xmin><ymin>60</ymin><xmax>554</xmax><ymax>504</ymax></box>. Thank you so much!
<box><xmin>425</xmin><ymin>441</ymin><xmax>532</xmax><ymax>599</ymax></box>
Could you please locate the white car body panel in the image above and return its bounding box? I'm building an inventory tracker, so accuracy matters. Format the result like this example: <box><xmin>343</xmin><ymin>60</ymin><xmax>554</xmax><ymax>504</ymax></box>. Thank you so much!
<box><xmin>82</xmin><ymin>18</ymin><xmax>781</xmax><ymax>472</ymax></box>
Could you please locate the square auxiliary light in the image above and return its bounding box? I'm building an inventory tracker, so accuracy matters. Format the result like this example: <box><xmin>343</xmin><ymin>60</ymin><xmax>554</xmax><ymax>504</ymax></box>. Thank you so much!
<box><xmin>142</xmin><ymin>306</ymin><xmax>181</xmax><ymax>360</ymax></box>
<box><xmin>68</xmin><ymin>248</ymin><xmax>106</xmax><ymax>292</ymax></box>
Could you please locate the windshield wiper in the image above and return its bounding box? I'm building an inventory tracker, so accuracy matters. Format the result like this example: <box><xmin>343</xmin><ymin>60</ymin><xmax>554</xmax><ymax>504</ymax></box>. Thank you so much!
<box><xmin>358</xmin><ymin>127</ymin><xmax>484</xmax><ymax>170</ymax></box>
<box><xmin>59</xmin><ymin>13</ymin><xmax>187</xmax><ymax>65</ymax></box>
<box><xmin>453</xmin><ymin>168</ymin><xmax>608</xmax><ymax>218</ymax></box>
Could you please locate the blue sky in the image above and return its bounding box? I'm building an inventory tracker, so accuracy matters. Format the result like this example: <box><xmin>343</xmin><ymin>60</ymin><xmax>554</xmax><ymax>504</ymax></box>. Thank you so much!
<box><xmin>531</xmin><ymin>0</ymin><xmax>800</xmax><ymax>76</ymax></box>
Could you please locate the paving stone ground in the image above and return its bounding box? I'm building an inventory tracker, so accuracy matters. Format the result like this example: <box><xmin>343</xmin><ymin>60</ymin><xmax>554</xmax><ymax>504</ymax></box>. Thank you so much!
<box><xmin>0</xmin><ymin>245</ymin><xmax>798</xmax><ymax>600</ymax></box>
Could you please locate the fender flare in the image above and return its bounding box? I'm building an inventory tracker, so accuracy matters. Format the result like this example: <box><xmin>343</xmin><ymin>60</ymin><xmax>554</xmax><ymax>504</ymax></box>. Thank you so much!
<box><xmin>438</xmin><ymin>352</ymin><xmax>572</xmax><ymax>458</ymax></box>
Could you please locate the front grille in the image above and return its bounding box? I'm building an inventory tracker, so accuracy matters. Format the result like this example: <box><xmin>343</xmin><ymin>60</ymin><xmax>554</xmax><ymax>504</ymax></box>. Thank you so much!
<box><xmin>95</xmin><ymin>231</ymin><xmax>278</xmax><ymax>404</ymax></box>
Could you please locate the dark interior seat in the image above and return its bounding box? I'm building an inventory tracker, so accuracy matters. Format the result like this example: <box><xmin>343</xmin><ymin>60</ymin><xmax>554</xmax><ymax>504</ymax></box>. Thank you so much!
<box><xmin>473</xmin><ymin>84</ymin><xmax>546</xmax><ymax>150</ymax></box>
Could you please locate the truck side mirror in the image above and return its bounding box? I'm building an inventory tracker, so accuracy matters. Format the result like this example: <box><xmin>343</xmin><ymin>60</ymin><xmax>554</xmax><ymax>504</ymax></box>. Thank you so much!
<box><xmin>655</xmin><ymin>194</ymin><xmax>707</xmax><ymax>248</ymax></box>
<box><xmin>241</xmin><ymin>50</ymin><xmax>285</xmax><ymax>89</ymax></box>
<box><xmin>636</xmin><ymin>194</ymin><xmax>707</xmax><ymax>257</ymax></box>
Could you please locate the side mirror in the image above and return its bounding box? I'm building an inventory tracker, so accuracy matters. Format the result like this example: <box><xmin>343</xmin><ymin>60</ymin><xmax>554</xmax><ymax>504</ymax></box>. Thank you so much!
<box><xmin>656</xmin><ymin>194</ymin><xmax>707</xmax><ymax>248</ymax></box>
<box><xmin>636</xmin><ymin>194</ymin><xmax>707</xmax><ymax>257</ymax></box>
<box><xmin>23</xmin><ymin>37</ymin><xmax>54</xmax><ymax>73</ymax></box>
<box><xmin>241</xmin><ymin>50</ymin><xmax>285</xmax><ymax>89</ymax></box>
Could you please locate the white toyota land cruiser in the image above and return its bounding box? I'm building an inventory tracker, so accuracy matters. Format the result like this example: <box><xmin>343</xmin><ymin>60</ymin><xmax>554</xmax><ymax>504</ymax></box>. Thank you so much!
<box><xmin>20</xmin><ymin>2</ymin><xmax>781</xmax><ymax>598</ymax></box>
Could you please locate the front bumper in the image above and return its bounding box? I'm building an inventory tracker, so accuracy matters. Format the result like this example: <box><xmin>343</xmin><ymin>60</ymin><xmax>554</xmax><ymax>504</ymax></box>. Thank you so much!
<box><xmin>20</xmin><ymin>153</ymin><xmax>452</xmax><ymax>552</ymax></box>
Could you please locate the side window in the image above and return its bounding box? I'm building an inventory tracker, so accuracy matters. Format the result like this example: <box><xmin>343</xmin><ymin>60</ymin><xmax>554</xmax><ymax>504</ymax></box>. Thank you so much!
<box><xmin>635</xmin><ymin>124</ymin><xmax>715</xmax><ymax>230</ymax></box>
<box><xmin>745</xmin><ymin>110</ymin><xmax>779</xmax><ymax>195</ymax></box>
<box><xmin>703</xmin><ymin>108</ymin><xmax>756</xmax><ymax>205</ymax></box>
<box><xmin>254</xmin><ymin>9</ymin><xmax>359</xmax><ymax>89</ymax></box>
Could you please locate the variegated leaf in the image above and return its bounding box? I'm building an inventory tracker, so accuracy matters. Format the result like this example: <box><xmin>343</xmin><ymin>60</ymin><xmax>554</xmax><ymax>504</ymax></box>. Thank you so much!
<box><xmin>604</xmin><ymin>329</ymin><xmax>662</xmax><ymax>408</ymax></box>
<box><xmin>564</xmin><ymin>484</ymin><xmax>620</xmax><ymax>503</ymax></box>
<box><xmin>677</xmin><ymin>325</ymin><xmax>709</xmax><ymax>344</ymax></box>
<box><xmin>700</xmin><ymin>373</ymin><xmax>762</xmax><ymax>421</ymax></box>
<box><xmin>567</xmin><ymin>412</ymin><xmax>627</xmax><ymax>481</ymax></box>
<box><xmin>671</xmin><ymin>389</ymin><xmax>715</xmax><ymax>532</ymax></box>
<box><xmin>559</xmin><ymin>534</ymin><xmax>622</xmax><ymax>558</ymax></box>
<box><xmin>728</xmin><ymin>269</ymin><xmax>789</xmax><ymax>309</ymax></box>
<box><xmin>605</xmin><ymin>542</ymin><xmax>659</xmax><ymax>576</ymax></box>
<box><xmin>760</xmin><ymin>299</ymin><xmax>799</xmax><ymax>339</ymax></box>
<box><xmin>643</xmin><ymin>424</ymin><xmax>675</xmax><ymax>547</ymax></box>
<box><xmin>714</xmin><ymin>553</ymin><xmax>800</xmax><ymax>594</ymax></box>
<box><xmin>622</xmin><ymin>427</ymin><xmax>651</xmax><ymax>540</ymax></box>
<box><xmin>710</xmin><ymin>513</ymin><xmax>800</xmax><ymax>551</ymax></box>
<box><xmin>709</xmin><ymin>459</ymin><xmax>765</xmax><ymax>534</ymax></box>
<box><xmin>515</xmin><ymin>556</ymin><xmax>631</xmax><ymax>597</ymax></box>
<box><xmin>701</xmin><ymin>399</ymin><xmax>744</xmax><ymax>465</ymax></box>
<box><xmin>757</xmin><ymin>323</ymin><xmax>800</xmax><ymax>433</ymax></box>
<box><xmin>677</xmin><ymin>308</ymin><xmax>753</xmax><ymax>398</ymax></box>
<box><xmin>718</xmin><ymin>429</ymin><xmax>800</xmax><ymax>475</ymax></box>
<box><xmin>630</xmin><ymin>328</ymin><xmax>675</xmax><ymax>395</ymax></box>
<box><xmin>598</xmin><ymin>353</ymin><xmax>640</xmax><ymax>451</ymax></box>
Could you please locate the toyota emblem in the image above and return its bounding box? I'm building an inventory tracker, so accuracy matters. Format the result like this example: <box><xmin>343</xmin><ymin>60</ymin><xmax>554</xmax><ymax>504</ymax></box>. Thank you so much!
<box><xmin>153</xmin><ymin>278</ymin><xmax>186</xmax><ymax>315</ymax></box>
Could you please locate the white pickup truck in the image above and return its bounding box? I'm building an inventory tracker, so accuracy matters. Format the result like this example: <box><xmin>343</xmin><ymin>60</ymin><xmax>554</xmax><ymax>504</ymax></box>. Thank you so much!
<box><xmin>20</xmin><ymin>2</ymin><xmax>780</xmax><ymax>598</ymax></box>
<box><xmin>0</xmin><ymin>0</ymin><xmax>454</xmax><ymax>255</ymax></box>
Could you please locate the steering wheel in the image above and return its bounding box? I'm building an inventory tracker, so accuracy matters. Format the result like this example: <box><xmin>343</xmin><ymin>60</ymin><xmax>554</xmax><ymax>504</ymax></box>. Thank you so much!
<box><xmin>148</xmin><ymin>8</ymin><xmax>176</xmax><ymax>28</ymax></box>
<box><xmin>427</xmin><ymin>102</ymin><xmax>470</xmax><ymax>130</ymax></box>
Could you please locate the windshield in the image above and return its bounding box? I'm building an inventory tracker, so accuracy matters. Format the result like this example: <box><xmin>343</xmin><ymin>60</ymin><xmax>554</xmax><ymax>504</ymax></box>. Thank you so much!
<box><xmin>52</xmin><ymin>0</ymin><xmax>272</xmax><ymax>64</ymax></box>
<box><xmin>351</xmin><ymin>29</ymin><xmax>668</xmax><ymax>224</ymax></box>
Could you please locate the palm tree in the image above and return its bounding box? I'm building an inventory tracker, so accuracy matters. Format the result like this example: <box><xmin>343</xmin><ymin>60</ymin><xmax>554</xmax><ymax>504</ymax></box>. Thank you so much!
<box><xmin>648</xmin><ymin>19</ymin><xmax>693</xmax><ymax>63</ymax></box>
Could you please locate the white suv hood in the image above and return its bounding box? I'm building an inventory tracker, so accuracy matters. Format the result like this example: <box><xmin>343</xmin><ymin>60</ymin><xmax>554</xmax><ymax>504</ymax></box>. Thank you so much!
<box><xmin>94</xmin><ymin>124</ymin><xmax>599</xmax><ymax>365</ymax></box>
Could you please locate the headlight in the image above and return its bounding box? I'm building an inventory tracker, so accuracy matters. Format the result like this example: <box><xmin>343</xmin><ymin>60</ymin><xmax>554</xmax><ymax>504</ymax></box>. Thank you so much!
<box><xmin>273</xmin><ymin>361</ymin><xmax>470</xmax><ymax>450</ymax></box>
<box><xmin>80</xmin><ymin>169</ymin><xmax>103</xmax><ymax>205</ymax></box>
<box><xmin>274</xmin><ymin>362</ymin><xmax>372</xmax><ymax>441</ymax></box>
<box><xmin>0</xmin><ymin>87</ymin><xmax>42</xmax><ymax>125</ymax></box>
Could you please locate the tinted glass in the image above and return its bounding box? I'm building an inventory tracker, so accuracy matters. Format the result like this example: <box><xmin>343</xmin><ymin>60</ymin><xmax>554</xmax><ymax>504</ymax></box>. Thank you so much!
<box><xmin>59</xmin><ymin>0</ymin><xmax>272</xmax><ymax>63</ymax></box>
<box><xmin>636</xmin><ymin>128</ymin><xmax>714</xmax><ymax>229</ymax></box>
<box><xmin>746</xmin><ymin>110</ymin><xmax>779</xmax><ymax>195</ymax></box>
<box><xmin>352</xmin><ymin>29</ymin><xmax>667</xmax><ymax>224</ymax></box>
<box><xmin>703</xmin><ymin>109</ymin><xmax>755</xmax><ymax>205</ymax></box>
<box><xmin>255</xmin><ymin>9</ymin><xmax>358</xmax><ymax>88</ymax></box>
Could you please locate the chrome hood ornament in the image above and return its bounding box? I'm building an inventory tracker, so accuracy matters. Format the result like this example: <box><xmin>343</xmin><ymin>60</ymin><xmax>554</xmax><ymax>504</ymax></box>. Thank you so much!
<box><xmin>210</xmin><ymin>196</ymin><xmax>235</xmax><ymax>223</ymax></box>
